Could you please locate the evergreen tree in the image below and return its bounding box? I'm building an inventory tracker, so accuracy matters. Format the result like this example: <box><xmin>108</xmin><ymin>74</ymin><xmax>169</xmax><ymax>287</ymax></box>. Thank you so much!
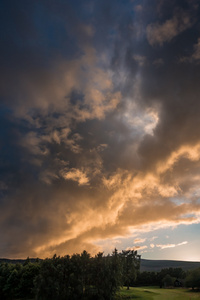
<box><xmin>120</xmin><ymin>250</ymin><xmax>141</xmax><ymax>289</ymax></box>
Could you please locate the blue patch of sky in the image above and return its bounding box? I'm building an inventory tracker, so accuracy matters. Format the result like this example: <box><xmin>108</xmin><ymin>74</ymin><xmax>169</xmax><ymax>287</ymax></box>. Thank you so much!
<box><xmin>170</xmin><ymin>197</ymin><xmax>185</xmax><ymax>205</ymax></box>
<box><xmin>97</xmin><ymin>223</ymin><xmax>200</xmax><ymax>259</ymax></box>
<box><xmin>139</xmin><ymin>224</ymin><xmax>200</xmax><ymax>260</ymax></box>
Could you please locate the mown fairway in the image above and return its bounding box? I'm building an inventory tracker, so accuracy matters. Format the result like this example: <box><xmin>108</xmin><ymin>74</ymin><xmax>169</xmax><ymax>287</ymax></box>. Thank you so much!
<box><xmin>116</xmin><ymin>287</ymin><xmax>200</xmax><ymax>299</ymax></box>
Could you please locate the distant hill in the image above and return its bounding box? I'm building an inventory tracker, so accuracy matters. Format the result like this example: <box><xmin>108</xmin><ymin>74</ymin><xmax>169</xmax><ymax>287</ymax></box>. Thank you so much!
<box><xmin>140</xmin><ymin>259</ymin><xmax>200</xmax><ymax>272</ymax></box>
<box><xmin>0</xmin><ymin>258</ymin><xmax>40</xmax><ymax>264</ymax></box>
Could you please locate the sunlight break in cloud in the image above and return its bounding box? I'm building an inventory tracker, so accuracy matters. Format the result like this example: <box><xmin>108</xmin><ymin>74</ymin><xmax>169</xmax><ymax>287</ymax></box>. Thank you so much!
<box><xmin>156</xmin><ymin>143</ymin><xmax>200</xmax><ymax>174</ymax></box>
<box><xmin>61</xmin><ymin>168</ymin><xmax>89</xmax><ymax>185</ymax></box>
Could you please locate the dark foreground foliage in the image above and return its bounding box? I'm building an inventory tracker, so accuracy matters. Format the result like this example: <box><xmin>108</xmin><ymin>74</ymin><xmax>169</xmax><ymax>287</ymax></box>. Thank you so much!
<box><xmin>136</xmin><ymin>267</ymin><xmax>200</xmax><ymax>290</ymax></box>
<box><xmin>0</xmin><ymin>249</ymin><xmax>140</xmax><ymax>300</ymax></box>
<box><xmin>185</xmin><ymin>267</ymin><xmax>200</xmax><ymax>290</ymax></box>
<box><xmin>135</xmin><ymin>267</ymin><xmax>187</xmax><ymax>287</ymax></box>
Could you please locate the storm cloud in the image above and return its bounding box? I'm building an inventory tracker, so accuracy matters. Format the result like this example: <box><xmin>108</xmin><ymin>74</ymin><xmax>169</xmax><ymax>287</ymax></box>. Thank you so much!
<box><xmin>1</xmin><ymin>0</ymin><xmax>200</xmax><ymax>258</ymax></box>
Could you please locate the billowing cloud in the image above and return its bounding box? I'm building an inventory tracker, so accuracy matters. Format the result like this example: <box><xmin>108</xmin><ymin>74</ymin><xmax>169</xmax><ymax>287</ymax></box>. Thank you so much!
<box><xmin>0</xmin><ymin>0</ymin><xmax>200</xmax><ymax>259</ymax></box>
<box><xmin>61</xmin><ymin>168</ymin><xmax>89</xmax><ymax>186</ymax></box>
<box><xmin>146</xmin><ymin>10</ymin><xmax>192</xmax><ymax>46</ymax></box>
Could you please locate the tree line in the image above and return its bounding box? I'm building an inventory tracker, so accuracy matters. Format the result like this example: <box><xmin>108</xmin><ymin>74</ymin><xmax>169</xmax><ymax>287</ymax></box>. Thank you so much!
<box><xmin>136</xmin><ymin>267</ymin><xmax>200</xmax><ymax>290</ymax></box>
<box><xmin>1</xmin><ymin>249</ymin><xmax>200</xmax><ymax>300</ymax></box>
<box><xmin>0</xmin><ymin>249</ymin><xmax>140</xmax><ymax>300</ymax></box>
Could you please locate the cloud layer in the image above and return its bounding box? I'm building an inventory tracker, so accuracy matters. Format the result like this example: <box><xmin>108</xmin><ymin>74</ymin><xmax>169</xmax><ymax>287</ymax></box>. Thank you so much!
<box><xmin>1</xmin><ymin>0</ymin><xmax>200</xmax><ymax>258</ymax></box>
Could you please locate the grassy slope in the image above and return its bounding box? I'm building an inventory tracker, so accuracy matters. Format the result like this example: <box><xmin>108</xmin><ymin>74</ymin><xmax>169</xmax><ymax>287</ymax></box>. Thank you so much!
<box><xmin>116</xmin><ymin>287</ymin><xmax>200</xmax><ymax>300</ymax></box>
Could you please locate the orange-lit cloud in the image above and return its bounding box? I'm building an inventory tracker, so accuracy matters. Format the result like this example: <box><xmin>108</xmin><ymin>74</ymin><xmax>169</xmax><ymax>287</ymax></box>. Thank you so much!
<box><xmin>134</xmin><ymin>238</ymin><xmax>147</xmax><ymax>244</ymax></box>
<box><xmin>1</xmin><ymin>0</ymin><xmax>200</xmax><ymax>260</ymax></box>
<box><xmin>133</xmin><ymin>245</ymin><xmax>148</xmax><ymax>251</ymax></box>
<box><xmin>61</xmin><ymin>168</ymin><xmax>89</xmax><ymax>185</ymax></box>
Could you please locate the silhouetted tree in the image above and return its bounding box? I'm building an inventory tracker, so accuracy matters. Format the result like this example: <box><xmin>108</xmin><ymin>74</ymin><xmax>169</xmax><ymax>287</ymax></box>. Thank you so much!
<box><xmin>162</xmin><ymin>274</ymin><xmax>175</xmax><ymax>287</ymax></box>
<box><xmin>136</xmin><ymin>271</ymin><xmax>158</xmax><ymax>286</ymax></box>
<box><xmin>19</xmin><ymin>262</ymin><xmax>40</xmax><ymax>298</ymax></box>
<box><xmin>185</xmin><ymin>268</ymin><xmax>200</xmax><ymax>290</ymax></box>
<box><xmin>120</xmin><ymin>250</ymin><xmax>140</xmax><ymax>289</ymax></box>
<box><xmin>0</xmin><ymin>248</ymin><xmax>139</xmax><ymax>299</ymax></box>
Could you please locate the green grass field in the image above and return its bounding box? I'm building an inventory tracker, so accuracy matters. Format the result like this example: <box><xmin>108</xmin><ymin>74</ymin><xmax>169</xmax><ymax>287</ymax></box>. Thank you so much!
<box><xmin>116</xmin><ymin>286</ymin><xmax>200</xmax><ymax>299</ymax></box>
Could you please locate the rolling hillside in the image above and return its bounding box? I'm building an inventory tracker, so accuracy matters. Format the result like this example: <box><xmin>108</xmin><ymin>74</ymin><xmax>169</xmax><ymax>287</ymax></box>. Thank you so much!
<box><xmin>0</xmin><ymin>258</ymin><xmax>40</xmax><ymax>264</ymax></box>
<box><xmin>140</xmin><ymin>259</ymin><xmax>200</xmax><ymax>272</ymax></box>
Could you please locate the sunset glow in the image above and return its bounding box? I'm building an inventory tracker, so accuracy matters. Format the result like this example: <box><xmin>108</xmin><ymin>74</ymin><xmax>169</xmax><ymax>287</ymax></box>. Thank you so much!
<box><xmin>1</xmin><ymin>0</ymin><xmax>200</xmax><ymax>261</ymax></box>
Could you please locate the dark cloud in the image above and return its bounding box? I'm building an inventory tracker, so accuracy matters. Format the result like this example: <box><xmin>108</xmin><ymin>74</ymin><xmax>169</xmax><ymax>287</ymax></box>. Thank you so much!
<box><xmin>1</xmin><ymin>0</ymin><xmax>200</xmax><ymax>258</ymax></box>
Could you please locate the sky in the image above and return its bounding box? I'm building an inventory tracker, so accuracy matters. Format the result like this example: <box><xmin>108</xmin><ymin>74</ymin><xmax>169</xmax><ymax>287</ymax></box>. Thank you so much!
<box><xmin>1</xmin><ymin>0</ymin><xmax>200</xmax><ymax>261</ymax></box>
